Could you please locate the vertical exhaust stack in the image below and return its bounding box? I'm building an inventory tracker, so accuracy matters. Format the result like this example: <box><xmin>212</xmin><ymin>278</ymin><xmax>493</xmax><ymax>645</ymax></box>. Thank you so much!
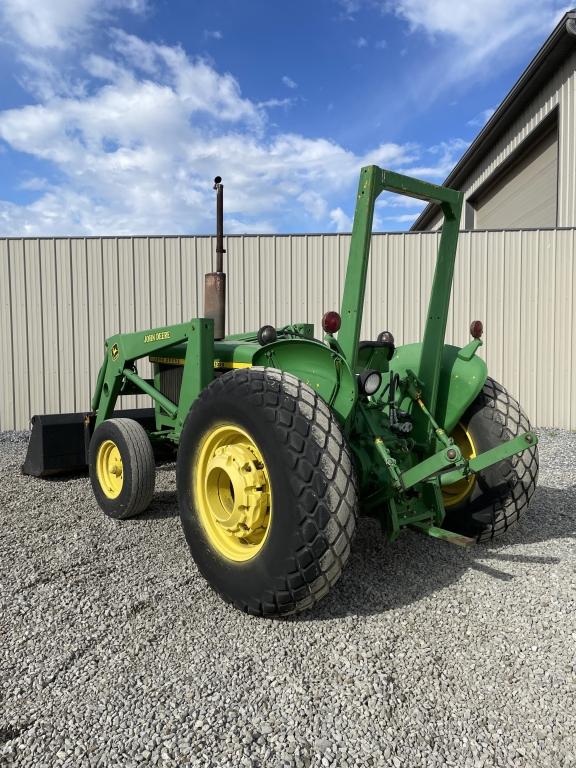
<box><xmin>204</xmin><ymin>176</ymin><xmax>226</xmax><ymax>340</ymax></box>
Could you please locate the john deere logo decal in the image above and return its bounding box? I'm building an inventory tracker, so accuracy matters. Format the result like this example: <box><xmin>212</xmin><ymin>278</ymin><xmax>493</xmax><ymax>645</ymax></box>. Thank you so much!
<box><xmin>111</xmin><ymin>344</ymin><xmax>119</xmax><ymax>360</ymax></box>
<box><xmin>144</xmin><ymin>330</ymin><xmax>171</xmax><ymax>343</ymax></box>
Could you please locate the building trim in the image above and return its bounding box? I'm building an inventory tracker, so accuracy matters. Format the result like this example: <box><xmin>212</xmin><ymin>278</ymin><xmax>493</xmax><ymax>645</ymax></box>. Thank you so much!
<box><xmin>467</xmin><ymin>107</ymin><xmax>559</xmax><ymax>223</ymax></box>
<box><xmin>412</xmin><ymin>11</ymin><xmax>576</xmax><ymax>231</ymax></box>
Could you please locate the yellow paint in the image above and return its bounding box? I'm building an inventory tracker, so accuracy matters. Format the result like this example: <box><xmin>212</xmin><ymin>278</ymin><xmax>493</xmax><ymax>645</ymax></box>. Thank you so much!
<box><xmin>194</xmin><ymin>424</ymin><xmax>271</xmax><ymax>562</ymax></box>
<box><xmin>96</xmin><ymin>439</ymin><xmax>123</xmax><ymax>499</ymax></box>
<box><xmin>442</xmin><ymin>423</ymin><xmax>477</xmax><ymax>508</ymax></box>
<box><xmin>213</xmin><ymin>360</ymin><xmax>252</xmax><ymax>370</ymax></box>
<box><xmin>149</xmin><ymin>356</ymin><xmax>252</xmax><ymax>370</ymax></box>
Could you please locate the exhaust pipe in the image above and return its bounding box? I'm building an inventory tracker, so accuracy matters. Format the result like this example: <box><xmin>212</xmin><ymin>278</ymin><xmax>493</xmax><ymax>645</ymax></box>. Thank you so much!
<box><xmin>204</xmin><ymin>176</ymin><xmax>226</xmax><ymax>340</ymax></box>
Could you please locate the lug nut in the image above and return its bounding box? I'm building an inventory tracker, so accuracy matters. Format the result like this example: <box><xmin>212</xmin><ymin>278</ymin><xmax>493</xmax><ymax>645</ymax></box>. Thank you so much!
<box><xmin>446</xmin><ymin>448</ymin><xmax>457</xmax><ymax>460</ymax></box>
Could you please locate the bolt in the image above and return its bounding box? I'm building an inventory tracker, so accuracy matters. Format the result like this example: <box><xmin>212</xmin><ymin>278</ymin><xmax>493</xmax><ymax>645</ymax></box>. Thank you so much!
<box><xmin>525</xmin><ymin>434</ymin><xmax>533</xmax><ymax>443</ymax></box>
<box><xmin>446</xmin><ymin>448</ymin><xmax>457</xmax><ymax>460</ymax></box>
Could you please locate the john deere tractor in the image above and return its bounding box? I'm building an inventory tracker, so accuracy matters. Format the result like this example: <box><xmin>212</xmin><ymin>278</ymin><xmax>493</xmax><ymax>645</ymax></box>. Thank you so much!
<box><xmin>24</xmin><ymin>167</ymin><xmax>539</xmax><ymax>616</ymax></box>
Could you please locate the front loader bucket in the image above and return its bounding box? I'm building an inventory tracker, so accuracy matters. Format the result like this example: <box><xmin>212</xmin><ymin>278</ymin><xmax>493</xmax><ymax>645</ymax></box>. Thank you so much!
<box><xmin>22</xmin><ymin>408</ymin><xmax>156</xmax><ymax>477</ymax></box>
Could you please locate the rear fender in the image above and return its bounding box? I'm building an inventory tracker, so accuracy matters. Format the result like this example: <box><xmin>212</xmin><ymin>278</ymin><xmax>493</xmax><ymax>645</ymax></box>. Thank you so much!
<box><xmin>391</xmin><ymin>342</ymin><xmax>488</xmax><ymax>433</ymax></box>
<box><xmin>252</xmin><ymin>338</ymin><xmax>357</xmax><ymax>422</ymax></box>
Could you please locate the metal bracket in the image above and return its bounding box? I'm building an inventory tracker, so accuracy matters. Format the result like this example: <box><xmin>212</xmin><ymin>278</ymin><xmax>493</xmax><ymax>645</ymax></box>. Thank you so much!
<box><xmin>439</xmin><ymin>431</ymin><xmax>538</xmax><ymax>485</ymax></box>
<box><xmin>411</xmin><ymin>522</ymin><xmax>475</xmax><ymax>547</ymax></box>
<box><xmin>400</xmin><ymin>444</ymin><xmax>462</xmax><ymax>489</ymax></box>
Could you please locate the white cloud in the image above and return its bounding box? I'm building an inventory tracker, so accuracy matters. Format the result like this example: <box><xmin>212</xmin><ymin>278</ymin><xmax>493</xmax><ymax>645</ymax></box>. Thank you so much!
<box><xmin>330</xmin><ymin>208</ymin><xmax>353</xmax><ymax>232</ymax></box>
<box><xmin>389</xmin><ymin>0</ymin><xmax>567</xmax><ymax>53</ymax></box>
<box><xmin>298</xmin><ymin>191</ymin><xmax>328</xmax><ymax>220</ymax></box>
<box><xmin>335</xmin><ymin>0</ymin><xmax>362</xmax><ymax>21</ymax></box>
<box><xmin>374</xmin><ymin>39</ymin><xmax>387</xmax><ymax>49</ymax></box>
<box><xmin>467</xmin><ymin>107</ymin><xmax>496</xmax><ymax>128</ymax></box>
<box><xmin>227</xmin><ymin>217</ymin><xmax>276</xmax><ymax>235</ymax></box>
<box><xmin>257</xmin><ymin>97</ymin><xmax>294</xmax><ymax>110</ymax></box>
<box><xmin>384</xmin><ymin>0</ymin><xmax>569</xmax><ymax>79</ymax></box>
<box><xmin>281</xmin><ymin>75</ymin><xmax>298</xmax><ymax>89</ymax></box>
<box><xmin>15</xmin><ymin>54</ymin><xmax>88</xmax><ymax>100</ymax></box>
<box><xmin>107</xmin><ymin>31</ymin><xmax>263</xmax><ymax>126</ymax></box>
<box><xmin>398</xmin><ymin>138</ymin><xmax>469</xmax><ymax>179</ymax></box>
<box><xmin>1</xmin><ymin>0</ymin><xmax>146</xmax><ymax>49</ymax></box>
<box><xmin>0</xmin><ymin>33</ymin><xmax>428</xmax><ymax>235</ymax></box>
<box><xmin>354</xmin><ymin>36</ymin><xmax>368</xmax><ymax>47</ymax></box>
<box><xmin>0</xmin><ymin>28</ymin><xmax>466</xmax><ymax>235</ymax></box>
<box><xmin>381</xmin><ymin>212</ymin><xmax>420</xmax><ymax>224</ymax></box>
<box><xmin>340</xmin><ymin>0</ymin><xmax>568</xmax><ymax>100</ymax></box>
<box><xmin>338</xmin><ymin>0</ymin><xmax>362</xmax><ymax>14</ymax></box>
<box><xmin>203</xmin><ymin>30</ymin><xmax>223</xmax><ymax>40</ymax></box>
<box><xmin>19</xmin><ymin>176</ymin><xmax>50</xmax><ymax>191</ymax></box>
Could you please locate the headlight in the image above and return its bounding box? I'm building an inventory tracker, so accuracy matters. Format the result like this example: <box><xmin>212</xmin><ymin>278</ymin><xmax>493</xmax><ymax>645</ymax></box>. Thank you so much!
<box><xmin>358</xmin><ymin>369</ymin><xmax>382</xmax><ymax>396</ymax></box>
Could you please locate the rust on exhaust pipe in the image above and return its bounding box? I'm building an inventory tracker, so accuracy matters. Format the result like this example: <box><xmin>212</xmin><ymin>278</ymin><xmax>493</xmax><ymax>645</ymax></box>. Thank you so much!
<box><xmin>204</xmin><ymin>176</ymin><xmax>226</xmax><ymax>340</ymax></box>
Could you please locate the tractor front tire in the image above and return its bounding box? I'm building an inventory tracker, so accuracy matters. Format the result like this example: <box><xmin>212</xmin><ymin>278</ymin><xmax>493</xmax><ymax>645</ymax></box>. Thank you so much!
<box><xmin>443</xmin><ymin>377</ymin><xmax>539</xmax><ymax>541</ymax></box>
<box><xmin>176</xmin><ymin>367</ymin><xmax>358</xmax><ymax>616</ymax></box>
<box><xmin>89</xmin><ymin>418</ymin><xmax>156</xmax><ymax>519</ymax></box>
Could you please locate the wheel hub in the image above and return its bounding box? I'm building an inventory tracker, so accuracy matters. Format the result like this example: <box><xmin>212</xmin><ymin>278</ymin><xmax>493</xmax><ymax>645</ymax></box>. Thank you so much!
<box><xmin>442</xmin><ymin>422</ymin><xmax>476</xmax><ymax>508</ymax></box>
<box><xmin>195</xmin><ymin>425</ymin><xmax>272</xmax><ymax>561</ymax></box>
<box><xmin>205</xmin><ymin>443</ymin><xmax>269</xmax><ymax>541</ymax></box>
<box><xmin>96</xmin><ymin>439</ymin><xmax>124</xmax><ymax>499</ymax></box>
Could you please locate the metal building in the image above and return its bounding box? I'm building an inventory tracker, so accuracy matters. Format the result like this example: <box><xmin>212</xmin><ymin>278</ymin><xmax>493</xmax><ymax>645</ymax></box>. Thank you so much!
<box><xmin>413</xmin><ymin>10</ymin><xmax>576</xmax><ymax>231</ymax></box>
<box><xmin>1</xmin><ymin>229</ymin><xmax>575</xmax><ymax>432</ymax></box>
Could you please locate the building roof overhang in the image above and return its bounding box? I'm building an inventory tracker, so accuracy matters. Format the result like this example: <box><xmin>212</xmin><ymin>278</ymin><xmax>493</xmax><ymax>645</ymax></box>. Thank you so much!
<box><xmin>411</xmin><ymin>10</ymin><xmax>576</xmax><ymax>231</ymax></box>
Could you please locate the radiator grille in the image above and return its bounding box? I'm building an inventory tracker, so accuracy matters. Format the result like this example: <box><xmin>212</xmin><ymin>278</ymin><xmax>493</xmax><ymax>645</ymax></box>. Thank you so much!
<box><xmin>158</xmin><ymin>364</ymin><xmax>184</xmax><ymax>405</ymax></box>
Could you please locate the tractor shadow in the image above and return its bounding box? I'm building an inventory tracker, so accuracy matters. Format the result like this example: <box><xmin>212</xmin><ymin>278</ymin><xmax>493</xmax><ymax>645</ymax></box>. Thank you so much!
<box><xmin>300</xmin><ymin>483</ymin><xmax>575</xmax><ymax>621</ymax></box>
<box><xmin>139</xmin><ymin>490</ymin><xmax>180</xmax><ymax>520</ymax></box>
<box><xmin>134</xmin><ymin>461</ymin><xmax>180</xmax><ymax>519</ymax></box>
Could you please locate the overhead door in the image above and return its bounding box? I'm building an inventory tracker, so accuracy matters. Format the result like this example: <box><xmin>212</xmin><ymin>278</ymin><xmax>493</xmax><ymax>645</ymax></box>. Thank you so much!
<box><xmin>473</xmin><ymin>125</ymin><xmax>558</xmax><ymax>230</ymax></box>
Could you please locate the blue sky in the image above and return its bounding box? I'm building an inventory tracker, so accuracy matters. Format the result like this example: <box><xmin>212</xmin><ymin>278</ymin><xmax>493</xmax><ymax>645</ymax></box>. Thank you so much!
<box><xmin>0</xmin><ymin>0</ymin><xmax>570</xmax><ymax>235</ymax></box>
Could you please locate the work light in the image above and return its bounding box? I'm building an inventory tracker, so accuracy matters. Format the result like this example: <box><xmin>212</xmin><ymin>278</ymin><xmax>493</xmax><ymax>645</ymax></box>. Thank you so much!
<box><xmin>358</xmin><ymin>369</ymin><xmax>382</xmax><ymax>396</ymax></box>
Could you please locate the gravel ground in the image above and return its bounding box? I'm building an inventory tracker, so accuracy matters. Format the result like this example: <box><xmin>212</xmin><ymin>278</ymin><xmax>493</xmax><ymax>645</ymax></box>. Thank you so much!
<box><xmin>1</xmin><ymin>428</ymin><xmax>575</xmax><ymax>768</ymax></box>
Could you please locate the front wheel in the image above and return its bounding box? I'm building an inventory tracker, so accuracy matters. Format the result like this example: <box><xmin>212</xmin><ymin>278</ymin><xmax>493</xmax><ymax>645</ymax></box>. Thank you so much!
<box><xmin>89</xmin><ymin>418</ymin><xmax>156</xmax><ymax>519</ymax></box>
<box><xmin>176</xmin><ymin>367</ymin><xmax>358</xmax><ymax>616</ymax></box>
<box><xmin>442</xmin><ymin>377</ymin><xmax>539</xmax><ymax>541</ymax></box>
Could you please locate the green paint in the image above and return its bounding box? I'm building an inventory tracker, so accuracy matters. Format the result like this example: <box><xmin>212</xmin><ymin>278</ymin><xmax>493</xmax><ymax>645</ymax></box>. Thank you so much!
<box><xmin>252</xmin><ymin>338</ymin><xmax>357</xmax><ymax>423</ymax></box>
<box><xmin>89</xmin><ymin>165</ymin><xmax>537</xmax><ymax>545</ymax></box>
<box><xmin>391</xmin><ymin>343</ymin><xmax>488</xmax><ymax>435</ymax></box>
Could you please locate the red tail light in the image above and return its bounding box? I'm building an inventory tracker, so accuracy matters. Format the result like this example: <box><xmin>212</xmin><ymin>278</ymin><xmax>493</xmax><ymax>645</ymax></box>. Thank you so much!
<box><xmin>322</xmin><ymin>311</ymin><xmax>341</xmax><ymax>334</ymax></box>
<box><xmin>470</xmin><ymin>320</ymin><xmax>483</xmax><ymax>339</ymax></box>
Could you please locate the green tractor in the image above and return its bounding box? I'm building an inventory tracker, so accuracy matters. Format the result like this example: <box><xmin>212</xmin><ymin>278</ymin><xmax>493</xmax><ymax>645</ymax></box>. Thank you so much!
<box><xmin>24</xmin><ymin>166</ymin><xmax>539</xmax><ymax>616</ymax></box>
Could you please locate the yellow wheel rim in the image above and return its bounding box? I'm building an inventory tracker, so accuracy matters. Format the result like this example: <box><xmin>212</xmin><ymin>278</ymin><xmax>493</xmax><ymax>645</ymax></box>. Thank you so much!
<box><xmin>442</xmin><ymin>423</ymin><xmax>477</xmax><ymax>508</ymax></box>
<box><xmin>194</xmin><ymin>424</ymin><xmax>272</xmax><ymax>562</ymax></box>
<box><xmin>96</xmin><ymin>439</ymin><xmax>124</xmax><ymax>499</ymax></box>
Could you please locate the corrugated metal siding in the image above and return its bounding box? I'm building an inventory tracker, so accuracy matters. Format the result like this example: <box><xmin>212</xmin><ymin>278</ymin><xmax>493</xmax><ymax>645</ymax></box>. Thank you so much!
<box><xmin>1</xmin><ymin>230</ymin><xmax>574</xmax><ymax>430</ymax></box>
<box><xmin>458</xmin><ymin>50</ymin><xmax>576</xmax><ymax>228</ymax></box>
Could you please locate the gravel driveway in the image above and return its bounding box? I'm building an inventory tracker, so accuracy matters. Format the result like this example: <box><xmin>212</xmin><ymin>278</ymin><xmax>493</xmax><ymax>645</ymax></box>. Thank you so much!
<box><xmin>1</xmin><ymin>429</ymin><xmax>575</xmax><ymax>768</ymax></box>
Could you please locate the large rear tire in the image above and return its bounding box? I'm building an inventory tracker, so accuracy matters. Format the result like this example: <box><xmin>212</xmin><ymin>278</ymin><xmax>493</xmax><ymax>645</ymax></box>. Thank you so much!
<box><xmin>442</xmin><ymin>377</ymin><xmax>538</xmax><ymax>541</ymax></box>
<box><xmin>176</xmin><ymin>367</ymin><xmax>358</xmax><ymax>616</ymax></box>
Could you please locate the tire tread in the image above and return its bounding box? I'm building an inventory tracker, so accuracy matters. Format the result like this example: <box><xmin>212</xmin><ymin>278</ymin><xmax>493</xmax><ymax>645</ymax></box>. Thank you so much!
<box><xmin>180</xmin><ymin>367</ymin><xmax>358</xmax><ymax>616</ymax></box>
<box><xmin>89</xmin><ymin>418</ymin><xmax>155</xmax><ymax>519</ymax></box>
<box><xmin>455</xmin><ymin>377</ymin><xmax>539</xmax><ymax>542</ymax></box>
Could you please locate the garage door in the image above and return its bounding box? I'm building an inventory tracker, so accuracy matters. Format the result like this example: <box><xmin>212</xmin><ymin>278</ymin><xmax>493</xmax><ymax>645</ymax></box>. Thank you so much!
<box><xmin>473</xmin><ymin>126</ymin><xmax>558</xmax><ymax>230</ymax></box>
